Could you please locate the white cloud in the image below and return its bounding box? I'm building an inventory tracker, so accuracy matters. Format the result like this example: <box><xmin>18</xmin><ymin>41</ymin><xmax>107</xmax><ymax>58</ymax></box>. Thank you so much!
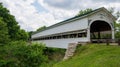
<box><xmin>0</xmin><ymin>0</ymin><xmax>57</xmax><ymax>31</ymax></box>
<box><xmin>0</xmin><ymin>0</ymin><xmax>120</xmax><ymax>31</ymax></box>
<box><xmin>38</xmin><ymin>0</ymin><xmax>79</xmax><ymax>20</ymax></box>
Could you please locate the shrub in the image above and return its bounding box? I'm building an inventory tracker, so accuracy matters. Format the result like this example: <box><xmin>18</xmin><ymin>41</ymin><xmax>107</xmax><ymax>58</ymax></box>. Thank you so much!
<box><xmin>0</xmin><ymin>41</ymin><xmax>48</xmax><ymax>67</ymax></box>
<box><xmin>44</xmin><ymin>47</ymin><xmax>66</xmax><ymax>62</ymax></box>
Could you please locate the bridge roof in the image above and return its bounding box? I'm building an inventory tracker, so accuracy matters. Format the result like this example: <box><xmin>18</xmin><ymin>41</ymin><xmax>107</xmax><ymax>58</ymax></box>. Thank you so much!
<box><xmin>32</xmin><ymin>7</ymin><xmax>116</xmax><ymax>35</ymax></box>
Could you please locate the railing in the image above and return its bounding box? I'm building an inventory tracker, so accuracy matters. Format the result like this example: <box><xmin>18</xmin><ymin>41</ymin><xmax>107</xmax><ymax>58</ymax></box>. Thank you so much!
<box><xmin>91</xmin><ymin>39</ymin><xmax>115</xmax><ymax>43</ymax></box>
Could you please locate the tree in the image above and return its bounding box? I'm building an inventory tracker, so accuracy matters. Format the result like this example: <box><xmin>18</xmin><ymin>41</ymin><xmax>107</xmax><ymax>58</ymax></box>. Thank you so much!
<box><xmin>36</xmin><ymin>26</ymin><xmax>46</xmax><ymax>31</ymax></box>
<box><xmin>0</xmin><ymin>17</ymin><xmax>10</xmax><ymax>44</ymax></box>
<box><xmin>115</xmin><ymin>22</ymin><xmax>120</xmax><ymax>39</ymax></box>
<box><xmin>28</xmin><ymin>31</ymin><xmax>34</xmax><ymax>41</ymax></box>
<box><xmin>113</xmin><ymin>11</ymin><xmax>120</xmax><ymax>39</ymax></box>
<box><xmin>76</xmin><ymin>8</ymin><xmax>92</xmax><ymax>16</ymax></box>
<box><xmin>108</xmin><ymin>7</ymin><xmax>115</xmax><ymax>14</ymax></box>
<box><xmin>115</xmin><ymin>11</ymin><xmax>120</xmax><ymax>19</ymax></box>
<box><xmin>16</xmin><ymin>29</ymin><xmax>29</xmax><ymax>41</ymax></box>
<box><xmin>0</xmin><ymin>3</ymin><xmax>28</xmax><ymax>41</ymax></box>
<box><xmin>107</xmin><ymin>7</ymin><xmax>120</xmax><ymax>39</ymax></box>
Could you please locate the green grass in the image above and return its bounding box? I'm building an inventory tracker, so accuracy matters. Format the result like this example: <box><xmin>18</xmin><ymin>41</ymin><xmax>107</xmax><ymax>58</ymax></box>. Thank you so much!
<box><xmin>54</xmin><ymin>44</ymin><xmax>120</xmax><ymax>67</ymax></box>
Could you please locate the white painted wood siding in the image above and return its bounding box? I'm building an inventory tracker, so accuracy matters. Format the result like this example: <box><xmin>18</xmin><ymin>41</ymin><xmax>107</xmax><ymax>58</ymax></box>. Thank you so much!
<box><xmin>88</xmin><ymin>11</ymin><xmax>114</xmax><ymax>24</ymax></box>
<box><xmin>32</xmin><ymin>18</ymin><xmax>88</xmax><ymax>38</ymax></box>
<box><xmin>33</xmin><ymin>37</ymin><xmax>89</xmax><ymax>49</ymax></box>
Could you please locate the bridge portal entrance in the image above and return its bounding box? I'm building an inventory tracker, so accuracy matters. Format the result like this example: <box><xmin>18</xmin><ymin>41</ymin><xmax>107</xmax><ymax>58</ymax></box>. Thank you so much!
<box><xmin>90</xmin><ymin>20</ymin><xmax>112</xmax><ymax>43</ymax></box>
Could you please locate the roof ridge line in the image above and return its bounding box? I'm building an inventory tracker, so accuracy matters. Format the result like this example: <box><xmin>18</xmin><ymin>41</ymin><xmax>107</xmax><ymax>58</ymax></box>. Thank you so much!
<box><xmin>32</xmin><ymin>7</ymin><xmax>106</xmax><ymax>35</ymax></box>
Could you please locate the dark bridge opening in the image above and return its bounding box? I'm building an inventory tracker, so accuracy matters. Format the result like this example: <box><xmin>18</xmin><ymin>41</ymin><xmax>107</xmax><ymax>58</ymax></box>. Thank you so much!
<box><xmin>90</xmin><ymin>20</ymin><xmax>112</xmax><ymax>43</ymax></box>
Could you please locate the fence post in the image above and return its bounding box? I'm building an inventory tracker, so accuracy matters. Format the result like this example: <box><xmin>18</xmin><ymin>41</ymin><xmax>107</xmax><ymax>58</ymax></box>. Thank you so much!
<box><xmin>97</xmin><ymin>39</ymin><xmax>100</xmax><ymax>44</ymax></box>
<box><xmin>118</xmin><ymin>39</ymin><xmax>120</xmax><ymax>46</ymax></box>
<box><xmin>106</xmin><ymin>39</ymin><xmax>110</xmax><ymax>46</ymax></box>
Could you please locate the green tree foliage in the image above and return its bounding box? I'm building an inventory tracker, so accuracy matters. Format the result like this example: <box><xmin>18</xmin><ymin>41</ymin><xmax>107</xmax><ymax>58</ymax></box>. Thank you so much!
<box><xmin>76</xmin><ymin>8</ymin><xmax>92</xmax><ymax>16</ymax></box>
<box><xmin>115</xmin><ymin>22</ymin><xmax>120</xmax><ymax>39</ymax></box>
<box><xmin>108</xmin><ymin>7</ymin><xmax>120</xmax><ymax>39</ymax></box>
<box><xmin>37</xmin><ymin>26</ymin><xmax>46</xmax><ymax>31</ymax></box>
<box><xmin>0</xmin><ymin>41</ymin><xmax>48</xmax><ymax>67</ymax></box>
<box><xmin>28</xmin><ymin>31</ymin><xmax>34</xmax><ymax>40</ymax></box>
<box><xmin>0</xmin><ymin>18</ymin><xmax>10</xmax><ymax>44</ymax></box>
<box><xmin>116</xmin><ymin>11</ymin><xmax>120</xmax><ymax>19</ymax></box>
<box><xmin>16</xmin><ymin>29</ymin><xmax>29</xmax><ymax>41</ymax></box>
<box><xmin>108</xmin><ymin>7</ymin><xmax>115</xmax><ymax>14</ymax></box>
<box><xmin>0</xmin><ymin>3</ymin><xmax>28</xmax><ymax>41</ymax></box>
<box><xmin>108</xmin><ymin>7</ymin><xmax>120</xmax><ymax>19</ymax></box>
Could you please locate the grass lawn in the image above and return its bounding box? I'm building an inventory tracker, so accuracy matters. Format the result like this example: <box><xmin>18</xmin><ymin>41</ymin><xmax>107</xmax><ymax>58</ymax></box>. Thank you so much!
<box><xmin>54</xmin><ymin>44</ymin><xmax>120</xmax><ymax>67</ymax></box>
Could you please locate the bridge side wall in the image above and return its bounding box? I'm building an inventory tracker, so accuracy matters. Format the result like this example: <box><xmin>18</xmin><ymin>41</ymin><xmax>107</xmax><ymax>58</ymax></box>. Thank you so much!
<box><xmin>32</xmin><ymin>18</ymin><xmax>88</xmax><ymax>38</ymax></box>
<box><xmin>33</xmin><ymin>37</ymin><xmax>89</xmax><ymax>49</ymax></box>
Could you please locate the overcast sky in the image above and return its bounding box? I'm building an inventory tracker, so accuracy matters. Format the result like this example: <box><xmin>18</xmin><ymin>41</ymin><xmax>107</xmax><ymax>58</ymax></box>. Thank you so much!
<box><xmin>0</xmin><ymin>0</ymin><xmax>120</xmax><ymax>31</ymax></box>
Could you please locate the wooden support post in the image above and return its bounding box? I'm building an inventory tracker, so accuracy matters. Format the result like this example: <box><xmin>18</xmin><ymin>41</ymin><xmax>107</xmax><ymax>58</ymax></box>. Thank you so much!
<box><xmin>97</xmin><ymin>31</ymin><xmax>101</xmax><ymax>44</ymax></box>
<box><xmin>97</xmin><ymin>39</ymin><xmax>100</xmax><ymax>44</ymax></box>
<box><xmin>106</xmin><ymin>39</ymin><xmax>110</xmax><ymax>46</ymax></box>
<box><xmin>118</xmin><ymin>39</ymin><xmax>120</xmax><ymax>46</ymax></box>
<box><xmin>98</xmin><ymin>31</ymin><xmax>101</xmax><ymax>39</ymax></box>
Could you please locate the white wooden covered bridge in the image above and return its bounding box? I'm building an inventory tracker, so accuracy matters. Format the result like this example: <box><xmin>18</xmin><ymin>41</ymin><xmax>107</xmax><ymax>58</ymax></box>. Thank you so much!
<box><xmin>32</xmin><ymin>7</ymin><xmax>116</xmax><ymax>49</ymax></box>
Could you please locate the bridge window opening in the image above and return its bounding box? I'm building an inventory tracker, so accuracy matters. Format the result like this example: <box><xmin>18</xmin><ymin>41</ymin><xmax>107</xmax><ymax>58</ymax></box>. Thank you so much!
<box><xmin>57</xmin><ymin>36</ymin><xmax>61</xmax><ymax>39</ymax></box>
<box><xmin>62</xmin><ymin>35</ymin><xmax>68</xmax><ymax>38</ymax></box>
<box><xmin>32</xmin><ymin>31</ymin><xmax>87</xmax><ymax>41</ymax></box>
<box><xmin>70</xmin><ymin>34</ymin><xmax>77</xmax><ymax>38</ymax></box>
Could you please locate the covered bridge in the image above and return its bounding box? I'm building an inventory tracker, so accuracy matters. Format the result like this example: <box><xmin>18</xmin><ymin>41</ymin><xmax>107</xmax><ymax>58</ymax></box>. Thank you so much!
<box><xmin>32</xmin><ymin>7</ymin><xmax>116</xmax><ymax>49</ymax></box>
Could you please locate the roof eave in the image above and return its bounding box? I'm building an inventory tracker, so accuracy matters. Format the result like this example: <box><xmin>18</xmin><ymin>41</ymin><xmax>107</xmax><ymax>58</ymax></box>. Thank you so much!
<box><xmin>32</xmin><ymin>7</ymin><xmax>116</xmax><ymax>35</ymax></box>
